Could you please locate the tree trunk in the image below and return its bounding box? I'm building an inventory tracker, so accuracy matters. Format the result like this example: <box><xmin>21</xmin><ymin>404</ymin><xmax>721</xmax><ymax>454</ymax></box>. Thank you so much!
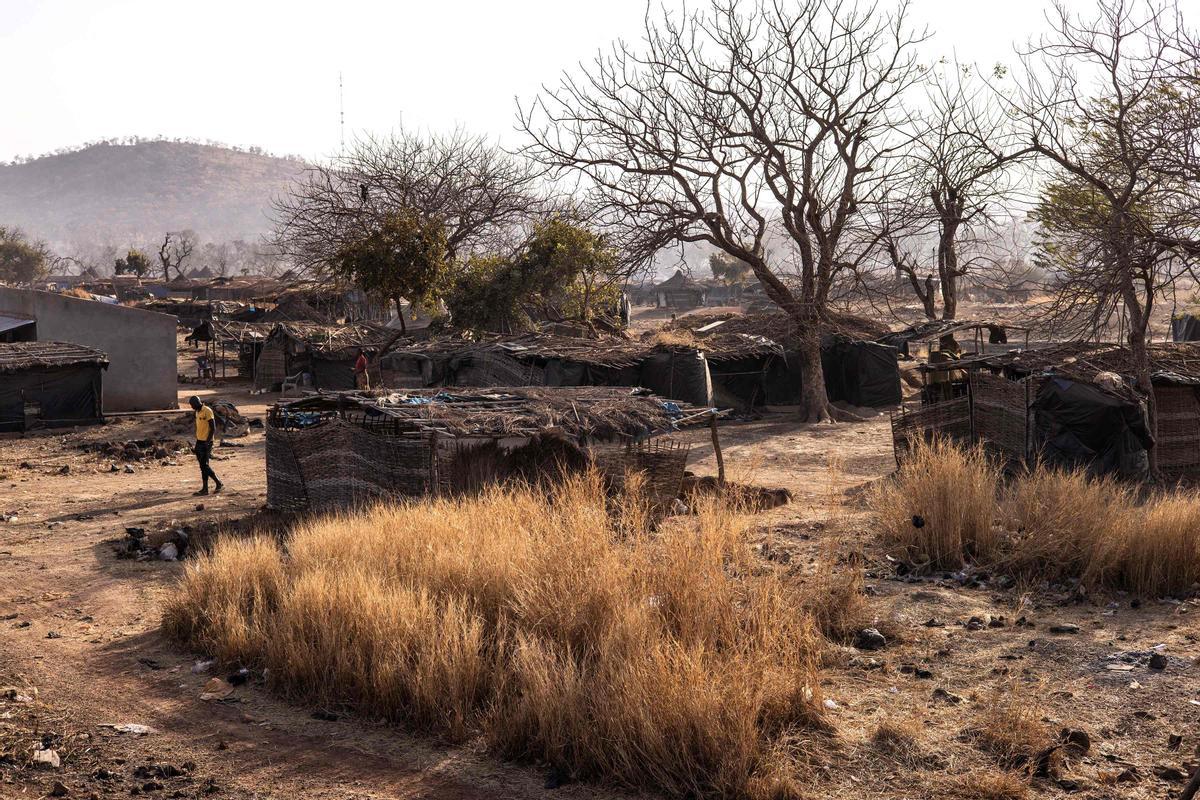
<box><xmin>1127</xmin><ymin>320</ymin><xmax>1157</xmax><ymax>477</ymax></box>
<box><xmin>393</xmin><ymin>295</ymin><xmax>407</xmax><ymax>334</ymax></box>
<box><xmin>941</xmin><ymin>269</ymin><xmax>958</xmax><ymax>320</ymax></box>
<box><xmin>796</xmin><ymin>327</ymin><xmax>832</xmax><ymax>423</ymax></box>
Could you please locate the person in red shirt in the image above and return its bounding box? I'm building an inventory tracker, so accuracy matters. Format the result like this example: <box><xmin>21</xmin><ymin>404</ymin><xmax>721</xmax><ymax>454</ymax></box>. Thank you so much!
<box><xmin>354</xmin><ymin>349</ymin><xmax>370</xmax><ymax>390</ymax></box>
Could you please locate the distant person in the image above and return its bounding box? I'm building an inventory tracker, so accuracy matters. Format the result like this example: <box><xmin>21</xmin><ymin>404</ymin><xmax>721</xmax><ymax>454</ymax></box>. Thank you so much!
<box><xmin>354</xmin><ymin>348</ymin><xmax>371</xmax><ymax>390</ymax></box>
<box><xmin>188</xmin><ymin>395</ymin><xmax>223</xmax><ymax>496</ymax></box>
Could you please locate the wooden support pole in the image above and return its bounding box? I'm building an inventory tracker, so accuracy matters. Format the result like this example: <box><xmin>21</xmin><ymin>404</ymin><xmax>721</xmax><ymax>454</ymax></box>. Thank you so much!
<box><xmin>710</xmin><ymin>412</ymin><xmax>725</xmax><ymax>486</ymax></box>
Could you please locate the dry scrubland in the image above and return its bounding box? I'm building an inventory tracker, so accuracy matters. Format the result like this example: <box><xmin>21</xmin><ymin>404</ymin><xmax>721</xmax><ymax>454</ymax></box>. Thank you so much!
<box><xmin>161</xmin><ymin>442</ymin><xmax>1200</xmax><ymax>799</ymax></box>
<box><xmin>875</xmin><ymin>439</ymin><xmax>1200</xmax><ymax>598</ymax></box>
<box><xmin>164</xmin><ymin>474</ymin><xmax>829</xmax><ymax>799</ymax></box>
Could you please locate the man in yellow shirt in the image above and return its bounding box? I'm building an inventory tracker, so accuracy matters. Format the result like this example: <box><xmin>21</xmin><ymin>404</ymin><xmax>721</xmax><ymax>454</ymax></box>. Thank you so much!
<box><xmin>188</xmin><ymin>395</ymin><xmax>223</xmax><ymax>495</ymax></box>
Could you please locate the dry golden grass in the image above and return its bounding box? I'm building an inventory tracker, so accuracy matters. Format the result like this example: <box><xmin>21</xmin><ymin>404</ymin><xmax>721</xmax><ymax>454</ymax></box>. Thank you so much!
<box><xmin>648</xmin><ymin>328</ymin><xmax>701</xmax><ymax>348</ymax></box>
<box><xmin>164</xmin><ymin>474</ymin><xmax>826</xmax><ymax>799</ymax></box>
<box><xmin>969</xmin><ymin>688</ymin><xmax>1057</xmax><ymax>775</ymax></box>
<box><xmin>873</xmin><ymin>440</ymin><xmax>1200</xmax><ymax>597</ymax></box>
<box><xmin>798</xmin><ymin>554</ymin><xmax>870</xmax><ymax>643</ymax></box>
<box><xmin>949</xmin><ymin>769</ymin><xmax>1029</xmax><ymax>800</ymax></box>
<box><xmin>869</xmin><ymin>718</ymin><xmax>928</xmax><ymax>768</ymax></box>
<box><xmin>873</xmin><ymin>438</ymin><xmax>1001</xmax><ymax>569</ymax></box>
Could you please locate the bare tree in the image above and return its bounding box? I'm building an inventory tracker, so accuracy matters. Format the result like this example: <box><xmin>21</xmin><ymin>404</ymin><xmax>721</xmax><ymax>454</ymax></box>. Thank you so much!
<box><xmin>272</xmin><ymin>129</ymin><xmax>543</xmax><ymax>313</ymax></box>
<box><xmin>521</xmin><ymin>0</ymin><xmax>926</xmax><ymax>421</ymax></box>
<box><xmin>157</xmin><ymin>230</ymin><xmax>196</xmax><ymax>281</ymax></box>
<box><xmin>1014</xmin><ymin>0</ymin><xmax>1196</xmax><ymax>472</ymax></box>
<box><xmin>879</xmin><ymin>65</ymin><xmax>1031</xmax><ymax>320</ymax></box>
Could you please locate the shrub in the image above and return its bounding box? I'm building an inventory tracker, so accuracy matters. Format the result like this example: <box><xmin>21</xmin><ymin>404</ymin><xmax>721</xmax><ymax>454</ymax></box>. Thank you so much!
<box><xmin>163</xmin><ymin>474</ymin><xmax>826</xmax><ymax>799</ymax></box>
<box><xmin>874</xmin><ymin>440</ymin><xmax>1200</xmax><ymax>598</ymax></box>
<box><xmin>873</xmin><ymin>438</ymin><xmax>1000</xmax><ymax>569</ymax></box>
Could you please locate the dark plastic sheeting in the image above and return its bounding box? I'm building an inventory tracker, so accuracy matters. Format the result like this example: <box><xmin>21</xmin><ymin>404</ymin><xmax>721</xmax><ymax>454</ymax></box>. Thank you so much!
<box><xmin>0</xmin><ymin>365</ymin><xmax>103</xmax><ymax>432</ymax></box>
<box><xmin>1032</xmin><ymin>377</ymin><xmax>1153</xmax><ymax>479</ymax></box>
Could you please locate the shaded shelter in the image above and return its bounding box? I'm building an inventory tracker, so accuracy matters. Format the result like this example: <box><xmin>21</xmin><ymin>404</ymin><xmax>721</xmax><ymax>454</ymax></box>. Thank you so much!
<box><xmin>0</xmin><ymin>342</ymin><xmax>108</xmax><ymax>432</ymax></box>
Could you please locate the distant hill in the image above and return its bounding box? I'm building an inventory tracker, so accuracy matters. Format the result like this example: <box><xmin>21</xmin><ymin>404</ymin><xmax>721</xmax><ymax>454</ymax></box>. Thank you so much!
<box><xmin>0</xmin><ymin>140</ymin><xmax>308</xmax><ymax>247</ymax></box>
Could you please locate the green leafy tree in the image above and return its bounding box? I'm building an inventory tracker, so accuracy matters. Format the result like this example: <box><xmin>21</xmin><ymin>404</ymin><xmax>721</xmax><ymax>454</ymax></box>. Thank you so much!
<box><xmin>520</xmin><ymin>218</ymin><xmax>620</xmax><ymax>322</ymax></box>
<box><xmin>114</xmin><ymin>249</ymin><xmax>151</xmax><ymax>277</ymax></box>
<box><xmin>446</xmin><ymin>219</ymin><xmax>624</xmax><ymax>333</ymax></box>
<box><xmin>0</xmin><ymin>226</ymin><xmax>50</xmax><ymax>285</ymax></box>
<box><xmin>708</xmin><ymin>252</ymin><xmax>752</xmax><ymax>285</ymax></box>
<box><xmin>333</xmin><ymin>209</ymin><xmax>449</xmax><ymax>333</ymax></box>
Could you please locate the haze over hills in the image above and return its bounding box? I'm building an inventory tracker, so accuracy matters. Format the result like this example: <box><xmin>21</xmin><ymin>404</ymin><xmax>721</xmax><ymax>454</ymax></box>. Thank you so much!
<box><xmin>0</xmin><ymin>140</ymin><xmax>308</xmax><ymax>249</ymax></box>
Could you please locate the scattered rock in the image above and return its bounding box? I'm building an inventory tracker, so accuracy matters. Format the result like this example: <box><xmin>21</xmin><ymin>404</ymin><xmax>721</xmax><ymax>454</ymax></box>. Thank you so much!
<box><xmin>1060</xmin><ymin>728</ymin><xmax>1090</xmax><ymax>755</ymax></box>
<box><xmin>932</xmin><ymin>688</ymin><xmax>963</xmax><ymax>704</ymax></box>
<box><xmin>124</xmin><ymin>465</ymin><xmax>135</xmax><ymax>474</ymax></box>
<box><xmin>200</xmin><ymin>678</ymin><xmax>234</xmax><ymax>702</ymax></box>
<box><xmin>1153</xmin><ymin>765</ymin><xmax>1187</xmax><ymax>782</ymax></box>
<box><xmin>923</xmin><ymin>617</ymin><xmax>945</xmax><ymax>627</ymax></box>
<box><xmin>988</xmin><ymin>616</ymin><xmax>1008</xmax><ymax>628</ymax></box>
<box><xmin>191</xmin><ymin>660</ymin><xmax>214</xmax><ymax>674</ymax></box>
<box><xmin>854</xmin><ymin>628</ymin><xmax>887</xmax><ymax>651</ymax></box>
<box><xmin>899</xmin><ymin>664</ymin><xmax>934</xmax><ymax>679</ymax></box>
<box><xmin>1169</xmin><ymin>734</ymin><xmax>1183</xmax><ymax>750</ymax></box>
<box><xmin>1149</xmin><ymin>652</ymin><xmax>1168</xmax><ymax>670</ymax></box>
<box><xmin>1057</xmin><ymin>777</ymin><xmax>1082</xmax><ymax>791</ymax></box>
<box><xmin>966</xmin><ymin>616</ymin><xmax>986</xmax><ymax>631</ymax></box>
<box><xmin>32</xmin><ymin>747</ymin><xmax>61</xmax><ymax>769</ymax></box>
<box><xmin>1050</xmin><ymin>623</ymin><xmax>1080</xmax><ymax>634</ymax></box>
<box><xmin>158</xmin><ymin>542</ymin><xmax>178</xmax><ymax>561</ymax></box>
<box><xmin>100</xmin><ymin>723</ymin><xmax>157</xmax><ymax>735</ymax></box>
<box><xmin>45</xmin><ymin>631</ymin><xmax>60</xmax><ymax>639</ymax></box>
<box><xmin>57</xmin><ymin>465</ymin><xmax>70</xmax><ymax>475</ymax></box>
<box><xmin>1116</xmin><ymin>767</ymin><xmax>1142</xmax><ymax>783</ymax></box>
<box><xmin>49</xmin><ymin>780</ymin><xmax>69</xmax><ymax>796</ymax></box>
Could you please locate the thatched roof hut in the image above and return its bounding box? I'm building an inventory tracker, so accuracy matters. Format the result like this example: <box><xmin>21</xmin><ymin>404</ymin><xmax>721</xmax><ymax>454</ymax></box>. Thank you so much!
<box><xmin>266</xmin><ymin>387</ymin><xmax>716</xmax><ymax>512</ymax></box>
<box><xmin>0</xmin><ymin>342</ymin><xmax>108</xmax><ymax>432</ymax></box>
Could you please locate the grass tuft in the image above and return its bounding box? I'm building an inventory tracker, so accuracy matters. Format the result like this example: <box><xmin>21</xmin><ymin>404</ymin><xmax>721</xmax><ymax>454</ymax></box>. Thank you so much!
<box><xmin>164</xmin><ymin>473</ymin><xmax>826</xmax><ymax>799</ymax></box>
<box><xmin>873</xmin><ymin>439</ymin><xmax>1200</xmax><ymax>597</ymax></box>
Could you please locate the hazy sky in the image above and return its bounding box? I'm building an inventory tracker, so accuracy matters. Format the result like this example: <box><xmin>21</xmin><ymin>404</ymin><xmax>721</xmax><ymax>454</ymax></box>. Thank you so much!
<box><xmin>1</xmin><ymin>0</ymin><xmax>1090</xmax><ymax>163</ymax></box>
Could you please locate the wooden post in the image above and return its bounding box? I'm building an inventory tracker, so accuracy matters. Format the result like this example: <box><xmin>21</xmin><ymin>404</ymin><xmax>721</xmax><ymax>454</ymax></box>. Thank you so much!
<box><xmin>710</xmin><ymin>412</ymin><xmax>725</xmax><ymax>486</ymax></box>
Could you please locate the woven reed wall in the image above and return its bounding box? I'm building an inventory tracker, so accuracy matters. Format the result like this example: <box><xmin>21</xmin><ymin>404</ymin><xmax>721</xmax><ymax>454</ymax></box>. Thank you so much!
<box><xmin>268</xmin><ymin>419</ymin><xmax>691</xmax><ymax>513</ymax></box>
<box><xmin>970</xmin><ymin>372</ymin><xmax>1030</xmax><ymax>465</ymax></box>
<box><xmin>254</xmin><ymin>341</ymin><xmax>289</xmax><ymax>391</ymax></box>
<box><xmin>1154</xmin><ymin>385</ymin><xmax>1200</xmax><ymax>476</ymax></box>
<box><xmin>891</xmin><ymin>396</ymin><xmax>971</xmax><ymax>463</ymax></box>
<box><xmin>266</xmin><ymin>419</ymin><xmax>436</xmax><ymax>512</ymax></box>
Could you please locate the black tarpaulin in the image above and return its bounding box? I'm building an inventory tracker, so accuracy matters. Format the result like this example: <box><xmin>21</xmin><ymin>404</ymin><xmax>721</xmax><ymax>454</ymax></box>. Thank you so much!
<box><xmin>0</xmin><ymin>365</ymin><xmax>104</xmax><ymax>432</ymax></box>
<box><xmin>1032</xmin><ymin>377</ymin><xmax>1153</xmax><ymax>479</ymax></box>
<box><xmin>761</xmin><ymin>338</ymin><xmax>901</xmax><ymax>408</ymax></box>
<box><xmin>310</xmin><ymin>356</ymin><xmax>357</xmax><ymax>390</ymax></box>
<box><xmin>708</xmin><ymin>356</ymin><xmax>772</xmax><ymax>408</ymax></box>
<box><xmin>638</xmin><ymin>350</ymin><xmax>713</xmax><ymax>406</ymax></box>
<box><xmin>1172</xmin><ymin>315</ymin><xmax>1200</xmax><ymax>342</ymax></box>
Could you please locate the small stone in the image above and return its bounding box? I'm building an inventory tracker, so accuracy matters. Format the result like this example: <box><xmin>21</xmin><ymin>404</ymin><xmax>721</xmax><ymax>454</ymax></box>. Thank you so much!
<box><xmin>45</xmin><ymin>631</ymin><xmax>60</xmax><ymax>639</ymax></box>
<box><xmin>1057</xmin><ymin>777</ymin><xmax>1081</xmax><ymax>791</ymax></box>
<box><xmin>1153</xmin><ymin>765</ymin><xmax>1187</xmax><ymax>782</ymax></box>
<box><xmin>853</xmin><ymin>628</ymin><xmax>887</xmax><ymax>651</ymax></box>
<box><xmin>923</xmin><ymin>617</ymin><xmax>945</xmax><ymax>627</ymax></box>
<box><xmin>123</xmin><ymin>465</ymin><xmax>135</xmax><ymax>474</ymax></box>
<box><xmin>49</xmin><ymin>781</ymin><xmax>69</xmax><ymax>797</ymax></box>
<box><xmin>1061</xmin><ymin>728</ymin><xmax>1091</xmax><ymax>754</ymax></box>
<box><xmin>32</xmin><ymin>747</ymin><xmax>61</xmax><ymax>769</ymax></box>
<box><xmin>932</xmin><ymin>687</ymin><xmax>963</xmax><ymax>704</ymax></box>
<box><xmin>1049</xmin><ymin>623</ymin><xmax>1080</xmax><ymax>634</ymax></box>
<box><xmin>988</xmin><ymin>616</ymin><xmax>1007</xmax><ymax>628</ymax></box>
<box><xmin>1149</xmin><ymin>652</ymin><xmax>1168</xmax><ymax>670</ymax></box>
<box><xmin>966</xmin><ymin>616</ymin><xmax>986</xmax><ymax>630</ymax></box>
<box><xmin>1168</xmin><ymin>734</ymin><xmax>1183</xmax><ymax>750</ymax></box>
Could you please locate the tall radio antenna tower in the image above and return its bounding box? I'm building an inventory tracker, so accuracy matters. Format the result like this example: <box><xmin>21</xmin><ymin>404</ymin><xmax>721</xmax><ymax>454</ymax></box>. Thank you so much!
<box><xmin>338</xmin><ymin>71</ymin><xmax>346</xmax><ymax>154</ymax></box>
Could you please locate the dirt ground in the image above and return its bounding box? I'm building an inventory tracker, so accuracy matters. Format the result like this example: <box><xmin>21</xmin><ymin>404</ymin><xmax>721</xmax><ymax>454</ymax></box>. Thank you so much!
<box><xmin>2</xmin><ymin>366</ymin><xmax>1198</xmax><ymax>798</ymax></box>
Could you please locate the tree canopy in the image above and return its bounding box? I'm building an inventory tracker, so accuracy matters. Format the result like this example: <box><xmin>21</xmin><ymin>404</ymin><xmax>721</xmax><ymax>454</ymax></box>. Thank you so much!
<box><xmin>0</xmin><ymin>226</ymin><xmax>50</xmax><ymax>284</ymax></box>
<box><xmin>333</xmin><ymin>209</ymin><xmax>449</xmax><ymax>332</ymax></box>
